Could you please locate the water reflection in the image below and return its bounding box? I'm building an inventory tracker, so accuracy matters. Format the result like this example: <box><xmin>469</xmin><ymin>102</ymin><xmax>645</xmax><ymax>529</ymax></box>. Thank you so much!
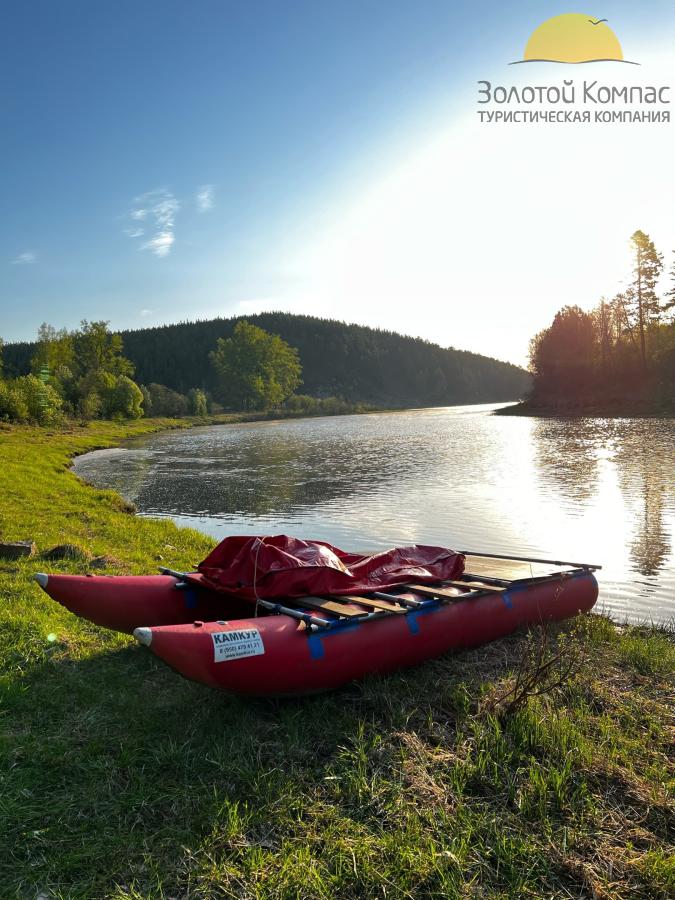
<box><xmin>620</xmin><ymin>441</ymin><xmax>671</xmax><ymax>578</ymax></box>
<box><xmin>72</xmin><ymin>405</ymin><xmax>675</xmax><ymax>624</ymax></box>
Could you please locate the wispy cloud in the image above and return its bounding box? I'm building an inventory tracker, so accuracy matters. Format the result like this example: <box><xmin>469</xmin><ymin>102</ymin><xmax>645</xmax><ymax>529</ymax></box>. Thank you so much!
<box><xmin>139</xmin><ymin>308</ymin><xmax>154</xmax><ymax>317</ymax></box>
<box><xmin>142</xmin><ymin>231</ymin><xmax>175</xmax><ymax>257</ymax></box>
<box><xmin>196</xmin><ymin>184</ymin><xmax>214</xmax><ymax>212</ymax></box>
<box><xmin>126</xmin><ymin>189</ymin><xmax>179</xmax><ymax>257</ymax></box>
<box><xmin>12</xmin><ymin>250</ymin><xmax>36</xmax><ymax>265</ymax></box>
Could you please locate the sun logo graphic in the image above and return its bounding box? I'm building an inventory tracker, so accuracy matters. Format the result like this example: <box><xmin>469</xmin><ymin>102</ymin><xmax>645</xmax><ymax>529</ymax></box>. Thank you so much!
<box><xmin>511</xmin><ymin>13</ymin><xmax>638</xmax><ymax>65</ymax></box>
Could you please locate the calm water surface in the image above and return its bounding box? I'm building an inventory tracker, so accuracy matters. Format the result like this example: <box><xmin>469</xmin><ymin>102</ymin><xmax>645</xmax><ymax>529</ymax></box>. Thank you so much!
<box><xmin>73</xmin><ymin>405</ymin><xmax>675</xmax><ymax>625</ymax></box>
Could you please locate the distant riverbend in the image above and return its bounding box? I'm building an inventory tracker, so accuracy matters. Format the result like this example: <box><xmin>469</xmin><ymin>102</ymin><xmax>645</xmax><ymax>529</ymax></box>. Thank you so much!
<box><xmin>73</xmin><ymin>403</ymin><xmax>675</xmax><ymax>626</ymax></box>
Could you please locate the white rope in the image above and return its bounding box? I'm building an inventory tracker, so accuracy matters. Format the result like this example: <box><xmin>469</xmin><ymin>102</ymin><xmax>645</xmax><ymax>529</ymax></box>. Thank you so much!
<box><xmin>252</xmin><ymin>536</ymin><xmax>267</xmax><ymax>618</ymax></box>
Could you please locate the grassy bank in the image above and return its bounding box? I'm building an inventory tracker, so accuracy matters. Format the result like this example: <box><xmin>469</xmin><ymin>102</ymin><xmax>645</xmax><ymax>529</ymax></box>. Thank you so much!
<box><xmin>1</xmin><ymin>420</ymin><xmax>673</xmax><ymax>899</ymax></box>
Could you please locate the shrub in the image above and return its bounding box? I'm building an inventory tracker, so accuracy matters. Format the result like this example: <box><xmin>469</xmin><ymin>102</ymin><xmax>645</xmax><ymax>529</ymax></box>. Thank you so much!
<box><xmin>14</xmin><ymin>375</ymin><xmax>63</xmax><ymax>425</ymax></box>
<box><xmin>142</xmin><ymin>383</ymin><xmax>190</xmax><ymax>417</ymax></box>
<box><xmin>110</xmin><ymin>375</ymin><xmax>144</xmax><ymax>419</ymax></box>
<box><xmin>77</xmin><ymin>390</ymin><xmax>102</xmax><ymax>422</ymax></box>
<box><xmin>0</xmin><ymin>380</ymin><xmax>29</xmax><ymax>423</ymax></box>
<box><xmin>77</xmin><ymin>371</ymin><xmax>143</xmax><ymax>419</ymax></box>
<box><xmin>188</xmin><ymin>388</ymin><xmax>209</xmax><ymax>416</ymax></box>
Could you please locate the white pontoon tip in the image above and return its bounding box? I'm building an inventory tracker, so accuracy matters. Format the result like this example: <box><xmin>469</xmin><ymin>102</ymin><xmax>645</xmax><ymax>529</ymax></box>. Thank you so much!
<box><xmin>34</xmin><ymin>573</ymin><xmax>49</xmax><ymax>590</ymax></box>
<box><xmin>133</xmin><ymin>627</ymin><xmax>153</xmax><ymax>647</ymax></box>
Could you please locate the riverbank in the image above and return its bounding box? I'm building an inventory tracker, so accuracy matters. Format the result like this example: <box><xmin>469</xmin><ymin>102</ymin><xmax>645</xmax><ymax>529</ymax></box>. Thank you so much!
<box><xmin>496</xmin><ymin>392</ymin><xmax>675</xmax><ymax>418</ymax></box>
<box><xmin>1</xmin><ymin>420</ymin><xmax>673</xmax><ymax>898</ymax></box>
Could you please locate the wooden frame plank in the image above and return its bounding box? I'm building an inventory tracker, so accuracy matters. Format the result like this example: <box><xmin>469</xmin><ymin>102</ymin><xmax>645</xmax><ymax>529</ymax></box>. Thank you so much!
<box><xmin>404</xmin><ymin>582</ymin><xmax>503</xmax><ymax>599</ymax></box>
<box><xmin>448</xmin><ymin>580</ymin><xmax>506</xmax><ymax>592</ymax></box>
<box><xmin>336</xmin><ymin>595</ymin><xmax>408</xmax><ymax>613</ymax></box>
<box><xmin>294</xmin><ymin>596</ymin><xmax>368</xmax><ymax>617</ymax></box>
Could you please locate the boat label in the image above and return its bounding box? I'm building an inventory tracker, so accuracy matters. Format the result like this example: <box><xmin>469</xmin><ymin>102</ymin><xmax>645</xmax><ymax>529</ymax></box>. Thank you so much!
<box><xmin>211</xmin><ymin>628</ymin><xmax>264</xmax><ymax>662</ymax></box>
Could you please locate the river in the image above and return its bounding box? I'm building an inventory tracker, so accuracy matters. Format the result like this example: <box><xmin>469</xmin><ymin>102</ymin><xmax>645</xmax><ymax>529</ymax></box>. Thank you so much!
<box><xmin>72</xmin><ymin>404</ymin><xmax>675</xmax><ymax>625</ymax></box>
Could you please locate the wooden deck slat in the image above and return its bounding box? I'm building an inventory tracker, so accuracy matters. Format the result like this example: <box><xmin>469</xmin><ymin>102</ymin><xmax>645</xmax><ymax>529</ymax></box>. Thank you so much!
<box><xmin>406</xmin><ymin>582</ymin><xmax>505</xmax><ymax>597</ymax></box>
<box><xmin>404</xmin><ymin>583</ymin><xmax>475</xmax><ymax>600</ymax></box>
<box><xmin>464</xmin><ymin>554</ymin><xmax>563</xmax><ymax>581</ymax></box>
<box><xmin>293</xmin><ymin>596</ymin><xmax>368</xmax><ymax>617</ymax></box>
<box><xmin>439</xmin><ymin>579</ymin><xmax>506</xmax><ymax>593</ymax></box>
<box><xmin>335</xmin><ymin>595</ymin><xmax>408</xmax><ymax>613</ymax></box>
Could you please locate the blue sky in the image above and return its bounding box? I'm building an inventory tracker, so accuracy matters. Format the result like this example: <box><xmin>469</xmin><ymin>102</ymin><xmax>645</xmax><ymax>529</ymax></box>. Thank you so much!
<box><xmin>2</xmin><ymin>1</ymin><xmax>674</xmax><ymax>363</ymax></box>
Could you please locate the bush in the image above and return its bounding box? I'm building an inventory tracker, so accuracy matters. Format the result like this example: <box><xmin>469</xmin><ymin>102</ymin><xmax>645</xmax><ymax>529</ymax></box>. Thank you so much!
<box><xmin>0</xmin><ymin>381</ymin><xmax>29</xmax><ymax>423</ymax></box>
<box><xmin>13</xmin><ymin>375</ymin><xmax>63</xmax><ymax>425</ymax></box>
<box><xmin>142</xmin><ymin>383</ymin><xmax>189</xmax><ymax>417</ymax></box>
<box><xmin>111</xmin><ymin>375</ymin><xmax>143</xmax><ymax>419</ymax></box>
<box><xmin>188</xmin><ymin>388</ymin><xmax>209</xmax><ymax>416</ymax></box>
<box><xmin>77</xmin><ymin>372</ymin><xmax>143</xmax><ymax>420</ymax></box>
<box><xmin>77</xmin><ymin>390</ymin><xmax>102</xmax><ymax>422</ymax></box>
<box><xmin>283</xmin><ymin>394</ymin><xmax>367</xmax><ymax>416</ymax></box>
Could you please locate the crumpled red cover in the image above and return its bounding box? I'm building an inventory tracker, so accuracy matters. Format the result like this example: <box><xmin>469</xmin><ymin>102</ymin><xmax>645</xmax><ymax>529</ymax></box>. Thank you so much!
<box><xmin>197</xmin><ymin>535</ymin><xmax>465</xmax><ymax>601</ymax></box>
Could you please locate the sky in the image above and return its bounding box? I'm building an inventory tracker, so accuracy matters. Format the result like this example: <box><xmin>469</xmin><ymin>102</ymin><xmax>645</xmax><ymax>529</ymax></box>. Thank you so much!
<box><xmin>1</xmin><ymin>0</ymin><xmax>674</xmax><ymax>365</ymax></box>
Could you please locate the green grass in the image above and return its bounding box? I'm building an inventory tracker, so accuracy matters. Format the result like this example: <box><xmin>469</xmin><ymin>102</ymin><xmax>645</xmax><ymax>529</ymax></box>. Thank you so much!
<box><xmin>1</xmin><ymin>421</ymin><xmax>674</xmax><ymax>899</ymax></box>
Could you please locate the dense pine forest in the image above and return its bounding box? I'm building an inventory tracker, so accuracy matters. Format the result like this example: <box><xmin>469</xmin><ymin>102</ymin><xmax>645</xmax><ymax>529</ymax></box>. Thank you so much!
<box><xmin>4</xmin><ymin>313</ymin><xmax>529</xmax><ymax>408</ymax></box>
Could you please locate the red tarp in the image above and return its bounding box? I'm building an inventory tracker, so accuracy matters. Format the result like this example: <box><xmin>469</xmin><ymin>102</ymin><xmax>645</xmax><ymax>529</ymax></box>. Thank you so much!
<box><xmin>197</xmin><ymin>535</ymin><xmax>465</xmax><ymax>601</ymax></box>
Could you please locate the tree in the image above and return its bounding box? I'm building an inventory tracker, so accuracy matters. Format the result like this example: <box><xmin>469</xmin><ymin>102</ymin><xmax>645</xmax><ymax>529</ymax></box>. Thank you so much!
<box><xmin>528</xmin><ymin>305</ymin><xmax>596</xmax><ymax>394</ymax></box>
<box><xmin>76</xmin><ymin>371</ymin><xmax>144</xmax><ymax>419</ymax></box>
<box><xmin>188</xmin><ymin>388</ymin><xmax>208</xmax><ymax>416</ymax></box>
<box><xmin>73</xmin><ymin>320</ymin><xmax>134</xmax><ymax>378</ymax></box>
<box><xmin>210</xmin><ymin>320</ymin><xmax>302</xmax><ymax>410</ymax></box>
<box><xmin>593</xmin><ymin>297</ymin><xmax>612</xmax><ymax>373</ymax></box>
<box><xmin>0</xmin><ymin>380</ymin><xmax>28</xmax><ymax>422</ymax></box>
<box><xmin>142</xmin><ymin>383</ymin><xmax>190</xmax><ymax>417</ymax></box>
<box><xmin>625</xmin><ymin>231</ymin><xmax>663</xmax><ymax>369</ymax></box>
<box><xmin>14</xmin><ymin>374</ymin><xmax>63</xmax><ymax>425</ymax></box>
<box><xmin>664</xmin><ymin>250</ymin><xmax>675</xmax><ymax>319</ymax></box>
<box><xmin>111</xmin><ymin>375</ymin><xmax>144</xmax><ymax>419</ymax></box>
<box><xmin>31</xmin><ymin>323</ymin><xmax>74</xmax><ymax>375</ymax></box>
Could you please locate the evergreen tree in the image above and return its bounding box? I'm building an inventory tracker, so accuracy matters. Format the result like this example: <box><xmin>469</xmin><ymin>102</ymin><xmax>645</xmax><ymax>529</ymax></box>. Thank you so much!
<box><xmin>664</xmin><ymin>250</ymin><xmax>675</xmax><ymax>318</ymax></box>
<box><xmin>625</xmin><ymin>231</ymin><xmax>663</xmax><ymax>368</ymax></box>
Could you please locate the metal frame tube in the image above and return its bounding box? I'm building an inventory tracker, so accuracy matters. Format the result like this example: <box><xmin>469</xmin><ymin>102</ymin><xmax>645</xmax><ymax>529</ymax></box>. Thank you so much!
<box><xmin>459</xmin><ymin>551</ymin><xmax>601</xmax><ymax>570</ymax></box>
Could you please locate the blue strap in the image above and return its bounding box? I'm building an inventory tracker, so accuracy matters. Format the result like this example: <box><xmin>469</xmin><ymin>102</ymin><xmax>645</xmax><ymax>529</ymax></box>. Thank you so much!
<box><xmin>406</xmin><ymin>613</ymin><xmax>420</xmax><ymax>634</ymax></box>
<box><xmin>307</xmin><ymin>634</ymin><xmax>325</xmax><ymax>659</ymax></box>
<box><xmin>183</xmin><ymin>588</ymin><xmax>198</xmax><ymax>609</ymax></box>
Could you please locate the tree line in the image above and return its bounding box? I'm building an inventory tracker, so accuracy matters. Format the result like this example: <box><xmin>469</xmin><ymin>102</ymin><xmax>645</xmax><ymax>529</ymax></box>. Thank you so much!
<box><xmin>0</xmin><ymin>318</ymin><xmax>331</xmax><ymax>423</ymax></box>
<box><xmin>0</xmin><ymin>320</ymin><xmax>211</xmax><ymax>425</ymax></box>
<box><xmin>4</xmin><ymin>313</ymin><xmax>530</xmax><ymax>408</ymax></box>
<box><xmin>529</xmin><ymin>230</ymin><xmax>675</xmax><ymax>405</ymax></box>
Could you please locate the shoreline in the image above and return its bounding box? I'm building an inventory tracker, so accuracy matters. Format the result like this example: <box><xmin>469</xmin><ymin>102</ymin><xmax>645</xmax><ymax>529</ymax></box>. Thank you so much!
<box><xmin>496</xmin><ymin>399</ymin><xmax>675</xmax><ymax>418</ymax></box>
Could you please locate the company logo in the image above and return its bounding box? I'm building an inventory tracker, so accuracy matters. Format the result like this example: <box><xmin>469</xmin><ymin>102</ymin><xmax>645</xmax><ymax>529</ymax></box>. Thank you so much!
<box><xmin>476</xmin><ymin>13</ymin><xmax>669</xmax><ymax>126</ymax></box>
<box><xmin>511</xmin><ymin>13</ymin><xmax>638</xmax><ymax>66</ymax></box>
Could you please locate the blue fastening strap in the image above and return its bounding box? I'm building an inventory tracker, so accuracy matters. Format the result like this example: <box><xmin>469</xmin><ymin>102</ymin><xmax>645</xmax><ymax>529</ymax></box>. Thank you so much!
<box><xmin>183</xmin><ymin>588</ymin><xmax>198</xmax><ymax>609</ymax></box>
<box><xmin>406</xmin><ymin>613</ymin><xmax>420</xmax><ymax>634</ymax></box>
<box><xmin>502</xmin><ymin>592</ymin><xmax>513</xmax><ymax>609</ymax></box>
<box><xmin>307</xmin><ymin>634</ymin><xmax>325</xmax><ymax>659</ymax></box>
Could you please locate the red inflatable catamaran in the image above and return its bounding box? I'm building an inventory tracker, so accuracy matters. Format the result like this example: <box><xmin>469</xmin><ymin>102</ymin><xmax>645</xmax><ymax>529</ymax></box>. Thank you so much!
<box><xmin>35</xmin><ymin>535</ymin><xmax>599</xmax><ymax>696</ymax></box>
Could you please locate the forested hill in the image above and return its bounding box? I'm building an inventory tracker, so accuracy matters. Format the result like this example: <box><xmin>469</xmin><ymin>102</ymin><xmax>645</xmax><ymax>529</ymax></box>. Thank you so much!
<box><xmin>5</xmin><ymin>313</ymin><xmax>530</xmax><ymax>407</ymax></box>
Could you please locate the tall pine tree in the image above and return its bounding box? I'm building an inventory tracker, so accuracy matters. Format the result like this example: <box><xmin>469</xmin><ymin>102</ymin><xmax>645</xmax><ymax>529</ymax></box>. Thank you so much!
<box><xmin>625</xmin><ymin>230</ymin><xmax>663</xmax><ymax>368</ymax></box>
<box><xmin>664</xmin><ymin>250</ymin><xmax>675</xmax><ymax>318</ymax></box>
